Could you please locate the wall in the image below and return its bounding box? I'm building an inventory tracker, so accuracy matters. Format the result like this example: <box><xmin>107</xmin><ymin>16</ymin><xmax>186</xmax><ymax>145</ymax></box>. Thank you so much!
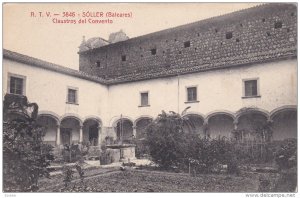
<box><xmin>79</xmin><ymin>4</ymin><xmax>297</xmax><ymax>80</ymax></box>
<box><xmin>3</xmin><ymin>57</ymin><xmax>297</xmax><ymax>141</ymax></box>
<box><xmin>3</xmin><ymin>59</ymin><xmax>109</xmax><ymax>125</ymax></box>
<box><xmin>107</xmin><ymin>58</ymin><xmax>297</xmax><ymax>125</ymax></box>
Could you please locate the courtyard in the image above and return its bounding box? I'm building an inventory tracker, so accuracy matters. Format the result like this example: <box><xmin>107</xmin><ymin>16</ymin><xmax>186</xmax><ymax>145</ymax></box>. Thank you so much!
<box><xmin>38</xmin><ymin>164</ymin><xmax>273</xmax><ymax>192</ymax></box>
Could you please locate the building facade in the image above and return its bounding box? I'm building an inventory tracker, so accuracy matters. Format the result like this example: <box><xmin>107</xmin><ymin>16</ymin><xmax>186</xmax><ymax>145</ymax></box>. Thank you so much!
<box><xmin>3</xmin><ymin>3</ymin><xmax>297</xmax><ymax>152</ymax></box>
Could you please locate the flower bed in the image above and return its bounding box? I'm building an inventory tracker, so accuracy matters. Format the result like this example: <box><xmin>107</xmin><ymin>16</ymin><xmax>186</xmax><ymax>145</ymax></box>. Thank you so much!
<box><xmin>44</xmin><ymin>169</ymin><xmax>262</xmax><ymax>192</ymax></box>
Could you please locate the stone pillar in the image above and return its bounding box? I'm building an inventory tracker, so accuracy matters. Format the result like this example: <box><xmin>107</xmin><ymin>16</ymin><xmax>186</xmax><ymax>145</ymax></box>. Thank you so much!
<box><xmin>97</xmin><ymin>125</ymin><xmax>102</xmax><ymax>147</ymax></box>
<box><xmin>79</xmin><ymin>124</ymin><xmax>83</xmax><ymax>143</ymax></box>
<box><xmin>56</xmin><ymin>125</ymin><xmax>61</xmax><ymax>146</ymax></box>
<box><xmin>132</xmin><ymin>125</ymin><xmax>137</xmax><ymax>138</ymax></box>
<box><xmin>233</xmin><ymin>119</ymin><xmax>239</xmax><ymax>130</ymax></box>
<box><xmin>203</xmin><ymin>119</ymin><xmax>209</xmax><ymax>138</ymax></box>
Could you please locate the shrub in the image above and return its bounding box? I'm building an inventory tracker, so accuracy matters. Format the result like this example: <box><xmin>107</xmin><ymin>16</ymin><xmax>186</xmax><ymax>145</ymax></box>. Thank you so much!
<box><xmin>3</xmin><ymin>120</ymin><xmax>54</xmax><ymax>192</ymax></box>
<box><xmin>275</xmin><ymin>138</ymin><xmax>297</xmax><ymax>170</ymax></box>
<box><xmin>62</xmin><ymin>143</ymin><xmax>89</xmax><ymax>163</ymax></box>
<box><xmin>62</xmin><ymin>165</ymin><xmax>75</xmax><ymax>188</ymax></box>
<box><xmin>145</xmin><ymin>111</ymin><xmax>188</xmax><ymax>170</ymax></box>
<box><xmin>145</xmin><ymin>110</ymin><xmax>239</xmax><ymax>174</ymax></box>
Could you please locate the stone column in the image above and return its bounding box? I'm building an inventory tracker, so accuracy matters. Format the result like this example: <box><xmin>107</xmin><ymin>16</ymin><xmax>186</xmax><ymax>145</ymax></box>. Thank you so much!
<box><xmin>132</xmin><ymin>125</ymin><xmax>137</xmax><ymax>138</ymax></box>
<box><xmin>97</xmin><ymin>126</ymin><xmax>102</xmax><ymax>147</ymax></box>
<box><xmin>203</xmin><ymin>119</ymin><xmax>209</xmax><ymax>138</ymax></box>
<box><xmin>56</xmin><ymin>125</ymin><xmax>61</xmax><ymax>146</ymax></box>
<box><xmin>79</xmin><ymin>124</ymin><xmax>83</xmax><ymax>143</ymax></box>
<box><xmin>233</xmin><ymin>119</ymin><xmax>239</xmax><ymax>130</ymax></box>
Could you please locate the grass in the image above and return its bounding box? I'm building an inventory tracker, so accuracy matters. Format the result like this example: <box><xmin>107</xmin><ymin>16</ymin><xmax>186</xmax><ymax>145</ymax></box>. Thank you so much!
<box><xmin>40</xmin><ymin>169</ymin><xmax>265</xmax><ymax>192</ymax></box>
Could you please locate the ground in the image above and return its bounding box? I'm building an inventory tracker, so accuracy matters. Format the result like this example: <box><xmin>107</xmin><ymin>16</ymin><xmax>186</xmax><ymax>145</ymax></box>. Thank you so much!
<box><xmin>38</xmin><ymin>164</ymin><xmax>278</xmax><ymax>192</ymax></box>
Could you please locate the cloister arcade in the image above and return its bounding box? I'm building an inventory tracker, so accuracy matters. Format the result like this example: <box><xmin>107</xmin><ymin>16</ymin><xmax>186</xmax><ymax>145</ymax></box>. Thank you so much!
<box><xmin>35</xmin><ymin>105</ymin><xmax>296</xmax><ymax>149</ymax></box>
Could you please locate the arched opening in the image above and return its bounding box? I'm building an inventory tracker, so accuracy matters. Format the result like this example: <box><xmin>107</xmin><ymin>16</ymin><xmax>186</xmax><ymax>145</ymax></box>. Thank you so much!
<box><xmin>236</xmin><ymin>111</ymin><xmax>269</xmax><ymax>141</ymax></box>
<box><xmin>272</xmin><ymin>110</ymin><xmax>297</xmax><ymax>141</ymax></box>
<box><xmin>37</xmin><ymin>115</ymin><xmax>59</xmax><ymax>146</ymax></box>
<box><xmin>83</xmin><ymin>119</ymin><xmax>100</xmax><ymax>146</ymax></box>
<box><xmin>207</xmin><ymin>114</ymin><xmax>234</xmax><ymax>139</ymax></box>
<box><xmin>135</xmin><ymin>117</ymin><xmax>153</xmax><ymax>158</ymax></box>
<box><xmin>115</xmin><ymin>118</ymin><xmax>134</xmax><ymax>144</ymax></box>
<box><xmin>183</xmin><ymin>114</ymin><xmax>205</xmax><ymax>135</ymax></box>
<box><xmin>60</xmin><ymin>117</ymin><xmax>81</xmax><ymax>146</ymax></box>
<box><xmin>135</xmin><ymin>117</ymin><xmax>153</xmax><ymax>140</ymax></box>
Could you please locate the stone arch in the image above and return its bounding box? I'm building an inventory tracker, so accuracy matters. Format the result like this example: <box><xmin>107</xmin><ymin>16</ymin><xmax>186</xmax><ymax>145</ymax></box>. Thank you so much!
<box><xmin>83</xmin><ymin>116</ymin><xmax>102</xmax><ymax>146</ymax></box>
<box><xmin>235</xmin><ymin>108</ymin><xmax>270</xmax><ymax>140</ymax></box>
<box><xmin>38</xmin><ymin>111</ymin><xmax>60</xmax><ymax>124</ymax></box>
<box><xmin>206</xmin><ymin>110</ymin><xmax>235</xmax><ymax>121</ymax></box>
<box><xmin>37</xmin><ymin>113</ymin><xmax>60</xmax><ymax>146</ymax></box>
<box><xmin>270</xmin><ymin>105</ymin><xmax>297</xmax><ymax>120</ymax></box>
<box><xmin>113</xmin><ymin>117</ymin><xmax>134</xmax><ymax>143</ymax></box>
<box><xmin>236</xmin><ymin>107</ymin><xmax>270</xmax><ymax>121</ymax></box>
<box><xmin>271</xmin><ymin>106</ymin><xmax>297</xmax><ymax>141</ymax></box>
<box><xmin>60</xmin><ymin>113</ymin><xmax>83</xmax><ymax>126</ymax></box>
<box><xmin>206</xmin><ymin>111</ymin><xmax>235</xmax><ymax>139</ymax></box>
<box><xmin>133</xmin><ymin>115</ymin><xmax>154</xmax><ymax>127</ymax></box>
<box><xmin>83</xmin><ymin>115</ymin><xmax>102</xmax><ymax>126</ymax></box>
<box><xmin>60</xmin><ymin>114</ymin><xmax>83</xmax><ymax>145</ymax></box>
<box><xmin>134</xmin><ymin>116</ymin><xmax>153</xmax><ymax>140</ymax></box>
<box><xmin>182</xmin><ymin>113</ymin><xmax>205</xmax><ymax>135</ymax></box>
<box><xmin>110</xmin><ymin>115</ymin><xmax>134</xmax><ymax>128</ymax></box>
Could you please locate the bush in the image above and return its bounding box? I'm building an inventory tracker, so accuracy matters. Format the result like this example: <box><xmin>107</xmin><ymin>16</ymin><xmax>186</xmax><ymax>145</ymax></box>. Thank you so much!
<box><xmin>62</xmin><ymin>165</ymin><xmax>75</xmax><ymax>188</ymax></box>
<box><xmin>145</xmin><ymin>110</ymin><xmax>239</xmax><ymax>174</ymax></box>
<box><xmin>275</xmin><ymin>138</ymin><xmax>297</xmax><ymax>170</ymax></box>
<box><xmin>3</xmin><ymin>120</ymin><xmax>54</xmax><ymax>192</ymax></box>
<box><xmin>62</xmin><ymin>143</ymin><xmax>89</xmax><ymax>163</ymax></box>
<box><xmin>145</xmin><ymin>111</ymin><xmax>188</xmax><ymax>170</ymax></box>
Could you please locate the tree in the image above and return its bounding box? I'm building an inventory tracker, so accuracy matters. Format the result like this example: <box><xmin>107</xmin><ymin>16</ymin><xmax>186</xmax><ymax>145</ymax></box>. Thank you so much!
<box><xmin>145</xmin><ymin>110</ymin><xmax>189</xmax><ymax>169</ymax></box>
<box><xmin>3</xmin><ymin>119</ymin><xmax>54</xmax><ymax>192</ymax></box>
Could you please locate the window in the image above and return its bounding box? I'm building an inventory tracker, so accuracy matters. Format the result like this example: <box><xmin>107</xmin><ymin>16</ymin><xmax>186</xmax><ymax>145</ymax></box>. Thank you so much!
<box><xmin>121</xmin><ymin>55</ymin><xmax>126</xmax><ymax>61</ymax></box>
<box><xmin>187</xmin><ymin>87</ymin><xmax>197</xmax><ymax>102</ymax></box>
<box><xmin>96</xmin><ymin>61</ymin><xmax>100</xmax><ymax>67</ymax></box>
<box><xmin>243</xmin><ymin>79</ymin><xmax>259</xmax><ymax>97</ymax></box>
<box><xmin>67</xmin><ymin>88</ymin><xmax>78</xmax><ymax>104</ymax></box>
<box><xmin>140</xmin><ymin>92</ymin><xmax>149</xmax><ymax>106</ymax></box>
<box><xmin>151</xmin><ymin>48</ymin><xmax>156</xmax><ymax>55</ymax></box>
<box><xmin>8</xmin><ymin>74</ymin><xmax>26</xmax><ymax>95</ymax></box>
<box><xmin>184</xmin><ymin>41</ymin><xmax>190</xmax><ymax>48</ymax></box>
<box><xmin>226</xmin><ymin>32</ymin><xmax>233</xmax><ymax>39</ymax></box>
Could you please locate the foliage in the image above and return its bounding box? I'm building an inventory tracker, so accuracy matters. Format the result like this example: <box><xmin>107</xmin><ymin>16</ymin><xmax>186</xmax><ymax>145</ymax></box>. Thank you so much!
<box><xmin>145</xmin><ymin>110</ymin><xmax>188</xmax><ymax>170</ymax></box>
<box><xmin>258</xmin><ymin>175</ymin><xmax>272</xmax><ymax>192</ymax></box>
<box><xmin>133</xmin><ymin>138</ymin><xmax>149</xmax><ymax>159</ymax></box>
<box><xmin>75</xmin><ymin>162</ymin><xmax>85</xmax><ymax>183</ymax></box>
<box><xmin>62</xmin><ymin>143</ymin><xmax>89</xmax><ymax>163</ymax></box>
<box><xmin>187</xmin><ymin>137</ymin><xmax>239</xmax><ymax>174</ymax></box>
<box><xmin>62</xmin><ymin>165</ymin><xmax>75</xmax><ymax>188</ymax></box>
<box><xmin>50</xmin><ymin>170</ymin><xmax>258</xmax><ymax>192</ymax></box>
<box><xmin>145</xmin><ymin>110</ymin><xmax>239</xmax><ymax>174</ymax></box>
<box><xmin>3</xmin><ymin>120</ymin><xmax>54</xmax><ymax>192</ymax></box>
<box><xmin>274</xmin><ymin>138</ymin><xmax>297</xmax><ymax>170</ymax></box>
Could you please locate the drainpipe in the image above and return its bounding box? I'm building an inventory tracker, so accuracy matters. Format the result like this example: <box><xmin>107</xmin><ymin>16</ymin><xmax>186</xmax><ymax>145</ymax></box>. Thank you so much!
<box><xmin>177</xmin><ymin>75</ymin><xmax>180</xmax><ymax>113</ymax></box>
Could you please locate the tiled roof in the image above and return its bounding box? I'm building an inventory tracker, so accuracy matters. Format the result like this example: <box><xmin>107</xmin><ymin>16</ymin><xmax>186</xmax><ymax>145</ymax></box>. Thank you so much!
<box><xmin>3</xmin><ymin>49</ymin><xmax>107</xmax><ymax>85</ymax></box>
<box><xmin>4</xmin><ymin>3</ymin><xmax>297</xmax><ymax>85</ymax></box>
<box><xmin>79</xmin><ymin>3</ymin><xmax>297</xmax><ymax>84</ymax></box>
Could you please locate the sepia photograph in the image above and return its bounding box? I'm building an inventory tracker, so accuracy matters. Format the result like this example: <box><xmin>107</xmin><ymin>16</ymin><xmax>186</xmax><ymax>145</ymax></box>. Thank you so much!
<box><xmin>2</xmin><ymin>2</ymin><xmax>298</xmax><ymax>194</ymax></box>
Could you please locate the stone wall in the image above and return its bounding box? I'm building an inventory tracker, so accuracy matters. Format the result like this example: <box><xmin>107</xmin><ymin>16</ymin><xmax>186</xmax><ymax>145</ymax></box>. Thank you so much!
<box><xmin>79</xmin><ymin>4</ymin><xmax>297</xmax><ymax>81</ymax></box>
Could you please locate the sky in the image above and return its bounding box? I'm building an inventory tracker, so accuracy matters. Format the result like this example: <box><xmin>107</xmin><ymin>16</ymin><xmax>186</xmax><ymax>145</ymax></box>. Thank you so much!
<box><xmin>3</xmin><ymin>3</ymin><xmax>261</xmax><ymax>70</ymax></box>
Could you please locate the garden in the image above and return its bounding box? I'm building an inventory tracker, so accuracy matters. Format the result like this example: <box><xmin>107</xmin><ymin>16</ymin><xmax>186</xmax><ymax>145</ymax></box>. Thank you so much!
<box><xmin>3</xmin><ymin>105</ymin><xmax>297</xmax><ymax>192</ymax></box>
